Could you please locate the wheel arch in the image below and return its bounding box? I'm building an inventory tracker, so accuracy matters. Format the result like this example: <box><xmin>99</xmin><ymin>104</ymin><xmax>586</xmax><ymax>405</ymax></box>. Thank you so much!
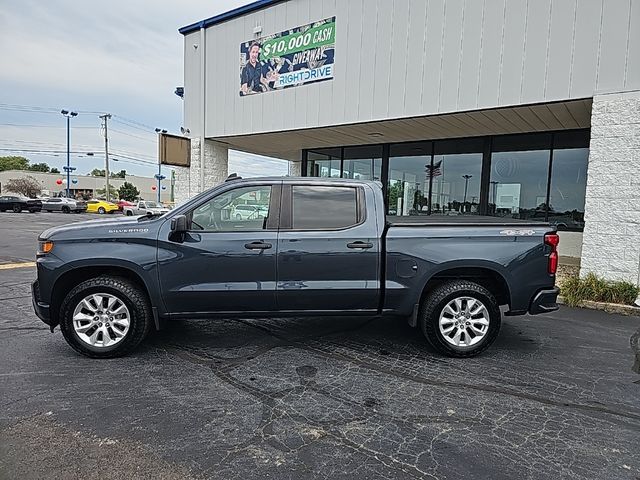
<box><xmin>409</xmin><ymin>264</ymin><xmax>511</xmax><ymax>327</ymax></box>
<box><xmin>50</xmin><ymin>265</ymin><xmax>156</xmax><ymax>329</ymax></box>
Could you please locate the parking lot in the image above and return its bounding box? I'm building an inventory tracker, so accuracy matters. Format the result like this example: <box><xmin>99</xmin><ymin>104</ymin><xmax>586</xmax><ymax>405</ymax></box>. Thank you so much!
<box><xmin>1</xmin><ymin>211</ymin><xmax>639</xmax><ymax>480</ymax></box>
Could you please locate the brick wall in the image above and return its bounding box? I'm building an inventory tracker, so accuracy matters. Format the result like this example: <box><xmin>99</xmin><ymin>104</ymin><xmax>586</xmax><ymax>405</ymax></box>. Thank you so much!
<box><xmin>581</xmin><ymin>91</ymin><xmax>640</xmax><ymax>283</ymax></box>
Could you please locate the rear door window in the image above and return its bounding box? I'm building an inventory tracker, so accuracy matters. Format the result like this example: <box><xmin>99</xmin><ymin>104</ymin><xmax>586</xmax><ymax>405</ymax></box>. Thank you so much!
<box><xmin>291</xmin><ymin>186</ymin><xmax>360</xmax><ymax>230</ymax></box>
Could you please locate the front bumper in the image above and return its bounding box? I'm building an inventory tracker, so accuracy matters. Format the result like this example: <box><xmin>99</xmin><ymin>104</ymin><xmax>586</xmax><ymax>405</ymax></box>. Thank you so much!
<box><xmin>31</xmin><ymin>280</ymin><xmax>52</xmax><ymax>327</ymax></box>
<box><xmin>528</xmin><ymin>287</ymin><xmax>560</xmax><ymax>315</ymax></box>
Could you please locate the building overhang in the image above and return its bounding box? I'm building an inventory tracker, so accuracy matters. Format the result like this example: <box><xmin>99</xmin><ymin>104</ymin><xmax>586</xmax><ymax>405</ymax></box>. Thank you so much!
<box><xmin>212</xmin><ymin>99</ymin><xmax>592</xmax><ymax>161</ymax></box>
<box><xmin>179</xmin><ymin>0</ymin><xmax>287</xmax><ymax>35</ymax></box>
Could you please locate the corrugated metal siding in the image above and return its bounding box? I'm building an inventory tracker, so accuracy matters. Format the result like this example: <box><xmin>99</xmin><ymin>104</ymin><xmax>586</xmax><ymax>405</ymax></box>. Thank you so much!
<box><xmin>183</xmin><ymin>31</ymin><xmax>202</xmax><ymax>136</ymax></box>
<box><xmin>182</xmin><ymin>0</ymin><xmax>639</xmax><ymax>138</ymax></box>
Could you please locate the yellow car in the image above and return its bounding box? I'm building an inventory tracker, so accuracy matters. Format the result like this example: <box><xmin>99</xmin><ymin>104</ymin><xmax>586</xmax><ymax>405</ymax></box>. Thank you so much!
<box><xmin>86</xmin><ymin>199</ymin><xmax>120</xmax><ymax>214</ymax></box>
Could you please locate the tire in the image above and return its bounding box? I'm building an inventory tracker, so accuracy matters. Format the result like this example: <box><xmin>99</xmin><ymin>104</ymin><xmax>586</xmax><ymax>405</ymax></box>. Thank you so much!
<box><xmin>419</xmin><ymin>280</ymin><xmax>501</xmax><ymax>358</ymax></box>
<box><xmin>126</xmin><ymin>210</ymin><xmax>133</xmax><ymax>216</ymax></box>
<box><xmin>61</xmin><ymin>206</ymin><xmax>70</xmax><ymax>214</ymax></box>
<box><xmin>98</xmin><ymin>207</ymin><xmax>106</xmax><ymax>214</ymax></box>
<box><xmin>13</xmin><ymin>205</ymin><xmax>21</xmax><ymax>213</ymax></box>
<box><xmin>59</xmin><ymin>276</ymin><xmax>153</xmax><ymax>358</ymax></box>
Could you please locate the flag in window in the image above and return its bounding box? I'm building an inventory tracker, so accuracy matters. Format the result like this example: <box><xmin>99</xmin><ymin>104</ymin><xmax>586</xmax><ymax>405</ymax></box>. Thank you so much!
<box><xmin>426</xmin><ymin>161</ymin><xmax>442</xmax><ymax>178</ymax></box>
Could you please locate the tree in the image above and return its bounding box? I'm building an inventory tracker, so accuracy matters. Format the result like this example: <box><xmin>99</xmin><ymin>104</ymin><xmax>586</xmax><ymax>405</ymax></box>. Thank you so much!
<box><xmin>6</xmin><ymin>176</ymin><xmax>41</xmax><ymax>197</ymax></box>
<box><xmin>0</xmin><ymin>156</ymin><xmax>30</xmax><ymax>172</ymax></box>
<box><xmin>90</xmin><ymin>168</ymin><xmax>126</xmax><ymax>178</ymax></box>
<box><xmin>95</xmin><ymin>185</ymin><xmax>118</xmax><ymax>200</ymax></box>
<box><xmin>28</xmin><ymin>162</ymin><xmax>51</xmax><ymax>173</ymax></box>
<box><xmin>50</xmin><ymin>167</ymin><xmax>60</xmax><ymax>174</ymax></box>
<box><xmin>118</xmin><ymin>182</ymin><xmax>139</xmax><ymax>202</ymax></box>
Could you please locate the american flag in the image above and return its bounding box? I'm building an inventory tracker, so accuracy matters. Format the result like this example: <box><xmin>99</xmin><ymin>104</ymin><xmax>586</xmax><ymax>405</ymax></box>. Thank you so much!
<box><xmin>426</xmin><ymin>160</ymin><xmax>442</xmax><ymax>178</ymax></box>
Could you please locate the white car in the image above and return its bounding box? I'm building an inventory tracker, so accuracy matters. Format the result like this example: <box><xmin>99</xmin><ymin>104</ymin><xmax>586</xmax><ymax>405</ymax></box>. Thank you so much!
<box><xmin>232</xmin><ymin>204</ymin><xmax>268</xmax><ymax>220</ymax></box>
<box><xmin>122</xmin><ymin>200</ymin><xmax>170</xmax><ymax>216</ymax></box>
<box><xmin>42</xmin><ymin>197</ymin><xmax>87</xmax><ymax>213</ymax></box>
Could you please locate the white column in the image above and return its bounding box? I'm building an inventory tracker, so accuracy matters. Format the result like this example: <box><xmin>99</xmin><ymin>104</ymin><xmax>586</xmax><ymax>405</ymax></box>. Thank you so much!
<box><xmin>173</xmin><ymin>138</ymin><xmax>229</xmax><ymax>205</ymax></box>
<box><xmin>580</xmin><ymin>91</ymin><xmax>640</xmax><ymax>283</ymax></box>
<box><xmin>289</xmin><ymin>161</ymin><xmax>302</xmax><ymax>176</ymax></box>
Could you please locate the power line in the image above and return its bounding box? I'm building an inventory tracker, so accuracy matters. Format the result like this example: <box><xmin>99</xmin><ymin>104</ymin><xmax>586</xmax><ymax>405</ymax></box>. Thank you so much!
<box><xmin>112</xmin><ymin>115</ymin><xmax>156</xmax><ymax>131</ymax></box>
<box><xmin>111</xmin><ymin>118</ymin><xmax>157</xmax><ymax>135</ymax></box>
<box><xmin>110</xmin><ymin>128</ymin><xmax>157</xmax><ymax>143</ymax></box>
<box><xmin>0</xmin><ymin>123</ymin><xmax>98</xmax><ymax>129</ymax></box>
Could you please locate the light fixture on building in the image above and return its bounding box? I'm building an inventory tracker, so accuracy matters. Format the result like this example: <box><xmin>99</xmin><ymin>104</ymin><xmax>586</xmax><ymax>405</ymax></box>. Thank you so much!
<box><xmin>253</xmin><ymin>25</ymin><xmax>262</xmax><ymax>35</ymax></box>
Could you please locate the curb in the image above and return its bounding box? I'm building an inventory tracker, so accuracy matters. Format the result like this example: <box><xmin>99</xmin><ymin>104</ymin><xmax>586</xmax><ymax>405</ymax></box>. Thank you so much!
<box><xmin>557</xmin><ymin>295</ymin><xmax>640</xmax><ymax>317</ymax></box>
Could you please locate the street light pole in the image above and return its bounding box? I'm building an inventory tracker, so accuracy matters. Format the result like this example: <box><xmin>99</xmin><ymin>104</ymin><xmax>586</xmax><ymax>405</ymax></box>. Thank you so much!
<box><xmin>462</xmin><ymin>174</ymin><xmax>473</xmax><ymax>208</ymax></box>
<box><xmin>61</xmin><ymin>110</ymin><xmax>77</xmax><ymax>197</ymax></box>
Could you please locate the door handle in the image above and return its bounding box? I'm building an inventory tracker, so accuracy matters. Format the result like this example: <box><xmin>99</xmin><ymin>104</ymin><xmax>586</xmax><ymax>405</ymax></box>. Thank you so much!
<box><xmin>347</xmin><ymin>241</ymin><xmax>374</xmax><ymax>249</ymax></box>
<box><xmin>245</xmin><ymin>241</ymin><xmax>272</xmax><ymax>250</ymax></box>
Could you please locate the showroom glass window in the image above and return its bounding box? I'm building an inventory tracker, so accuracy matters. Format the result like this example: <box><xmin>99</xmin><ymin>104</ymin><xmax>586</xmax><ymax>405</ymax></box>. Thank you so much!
<box><xmin>489</xmin><ymin>134</ymin><xmax>552</xmax><ymax>220</ymax></box>
<box><xmin>547</xmin><ymin>131</ymin><xmax>589</xmax><ymax>231</ymax></box>
<box><xmin>387</xmin><ymin>142</ymin><xmax>432</xmax><ymax>216</ymax></box>
<box><xmin>431</xmin><ymin>139</ymin><xmax>483</xmax><ymax>216</ymax></box>
<box><xmin>307</xmin><ymin>148</ymin><xmax>341</xmax><ymax>177</ymax></box>
<box><xmin>342</xmin><ymin>145</ymin><xmax>382</xmax><ymax>181</ymax></box>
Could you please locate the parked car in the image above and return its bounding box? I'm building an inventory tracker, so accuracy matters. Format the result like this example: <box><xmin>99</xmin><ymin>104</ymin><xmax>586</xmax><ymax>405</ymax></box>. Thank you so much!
<box><xmin>32</xmin><ymin>177</ymin><xmax>560</xmax><ymax>359</ymax></box>
<box><xmin>86</xmin><ymin>200</ymin><xmax>119</xmax><ymax>214</ymax></box>
<box><xmin>0</xmin><ymin>195</ymin><xmax>42</xmax><ymax>213</ymax></box>
<box><xmin>231</xmin><ymin>204</ymin><xmax>268</xmax><ymax>220</ymax></box>
<box><xmin>42</xmin><ymin>197</ymin><xmax>87</xmax><ymax>213</ymax></box>
<box><xmin>122</xmin><ymin>200</ymin><xmax>170</xmax><ymax>216</ymax></box>
<box><xmin>116</xmin><ymin>200</ymin><xmax>135</xmax><ymax>212</ymax></box>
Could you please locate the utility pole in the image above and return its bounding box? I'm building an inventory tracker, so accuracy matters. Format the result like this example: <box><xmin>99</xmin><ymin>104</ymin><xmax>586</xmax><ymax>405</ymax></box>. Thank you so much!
<box><xmin>100</xmin><ymin>114</ymin><xmax>112</xmax><ymax>201</ymax></box>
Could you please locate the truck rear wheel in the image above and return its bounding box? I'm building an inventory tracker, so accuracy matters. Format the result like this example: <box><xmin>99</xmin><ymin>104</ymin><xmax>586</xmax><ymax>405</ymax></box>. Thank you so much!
<box><xmin>419</xmin><ymin>280</ymin><xmax>501</xmax><ymax>358</ymax></box>
<box><xmin>59</xmin><ymin>276</ymin><xmax>152</xmax><ymax>358</ymax></box>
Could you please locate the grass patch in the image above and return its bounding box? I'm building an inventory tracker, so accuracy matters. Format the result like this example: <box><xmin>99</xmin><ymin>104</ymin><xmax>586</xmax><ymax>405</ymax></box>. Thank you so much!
<box><xmin>560</xmin><ymin>272</ymin><xmax>640</xmax><ymax>307</ymax></box>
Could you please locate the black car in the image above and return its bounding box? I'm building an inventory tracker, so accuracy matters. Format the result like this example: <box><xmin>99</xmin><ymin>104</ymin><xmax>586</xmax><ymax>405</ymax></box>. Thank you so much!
<box><xmin>0</xmin><ymin>195</ymin><xmax>42</xmax><ymax>213</ymax></box>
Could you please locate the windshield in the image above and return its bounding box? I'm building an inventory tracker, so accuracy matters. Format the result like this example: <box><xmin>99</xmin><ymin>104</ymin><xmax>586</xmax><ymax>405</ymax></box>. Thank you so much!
<box><xmin>145</xmin><ymin>202</ymin><xmax>160</xmax><ymax>208</ymax></box>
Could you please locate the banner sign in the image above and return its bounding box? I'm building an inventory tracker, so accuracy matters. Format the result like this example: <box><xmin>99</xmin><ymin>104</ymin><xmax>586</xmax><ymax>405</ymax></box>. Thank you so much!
<box><xmin>239</xmin><ymin>17</ymin><xmax>335</xmax><ymax>96</ymax></box>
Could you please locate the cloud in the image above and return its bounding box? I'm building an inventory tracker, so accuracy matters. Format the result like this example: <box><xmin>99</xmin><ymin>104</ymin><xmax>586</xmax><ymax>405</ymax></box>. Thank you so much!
<box><xmin>0</xmin><ymin>0</ymin><xmax>289</xmax><ymax>179</ymax></box>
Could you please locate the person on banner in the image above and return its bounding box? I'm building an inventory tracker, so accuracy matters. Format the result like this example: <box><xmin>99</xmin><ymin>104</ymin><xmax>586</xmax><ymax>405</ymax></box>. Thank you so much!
<box><xmin>240</xmin><ymin>42</ymin><xmax>278</xmax><ymax>96</ymax></box>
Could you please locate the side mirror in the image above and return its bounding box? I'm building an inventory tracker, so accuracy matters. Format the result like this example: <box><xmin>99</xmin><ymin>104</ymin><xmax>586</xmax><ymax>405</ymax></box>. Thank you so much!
<box><xmin>170</xmin><ymin>215</ymin><xmax>188</xmax><ymax>233</ymax></box>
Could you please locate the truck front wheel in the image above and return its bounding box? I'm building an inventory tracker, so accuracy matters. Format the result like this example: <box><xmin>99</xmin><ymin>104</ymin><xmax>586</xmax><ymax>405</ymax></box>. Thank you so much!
<box><xmin>59</xmin><ymin>276</ymin><xmax>152</xmax><ymax>358</ymax></box>
<box><xmin>419</xmin><ymin>280</ymin><xmax>501</xmax><ymax>358</ymax></box>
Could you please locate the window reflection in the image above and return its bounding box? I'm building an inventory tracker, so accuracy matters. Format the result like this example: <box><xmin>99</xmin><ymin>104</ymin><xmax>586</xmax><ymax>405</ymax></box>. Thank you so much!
<box><xmin>342</xmin><ymin>145</ymin><xmax>382</xmax><ymax>181</ymax></box>
<box><xmin>307</xmin><ymin>148</ymin><xmax>341</xmax><ymax>177</ymax></box>
<box><xmin>430</xmin><ymin>153</ymin><xmax>482</xmax><ymax>216</ymax></box>
<box><xmin>548</xmin><ymin>148</ymin><xmax>588</xmax><ymax>231</ymax></box>
<box><xmin>388</xmin><ymin>142</ymin><xmax>431</xmax><ymax>216</ymax></box>
<box><xmin>489</xmin><ymin>150</ymin><xmax>550</xmax><ymax>220</ymax></box>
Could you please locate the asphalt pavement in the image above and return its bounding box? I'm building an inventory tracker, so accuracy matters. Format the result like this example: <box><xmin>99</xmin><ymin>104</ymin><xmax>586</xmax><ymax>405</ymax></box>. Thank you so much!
<box><xmin>1</xmin><ymin>211</ymin><xmax>639</xmax><ymax>480</ymax></box>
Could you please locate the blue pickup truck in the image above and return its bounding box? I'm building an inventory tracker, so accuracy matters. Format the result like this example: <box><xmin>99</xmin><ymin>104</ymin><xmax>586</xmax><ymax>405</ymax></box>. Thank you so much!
<box><xmin>32</xmin><ymin>177</ymin><xmax>559</xmax><ymax>358</ymax></box>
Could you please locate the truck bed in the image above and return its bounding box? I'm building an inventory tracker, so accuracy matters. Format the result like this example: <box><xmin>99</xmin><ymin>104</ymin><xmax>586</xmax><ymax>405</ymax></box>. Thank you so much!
<box><xmin>386</xmin><ymin>215</ymin><xmax>551</xmax><ymax>227</ymax></box>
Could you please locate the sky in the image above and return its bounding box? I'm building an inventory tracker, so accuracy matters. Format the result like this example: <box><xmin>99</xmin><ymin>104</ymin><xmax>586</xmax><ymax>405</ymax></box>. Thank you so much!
<box><xmin>0</xmin><ymin>0</ymin><xmax>289</xmax><ymax>178</ymax></box>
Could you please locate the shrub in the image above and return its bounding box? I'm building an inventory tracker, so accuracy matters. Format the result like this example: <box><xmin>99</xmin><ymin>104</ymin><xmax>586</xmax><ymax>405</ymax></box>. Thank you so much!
<box><xmin>560</xmin><ymin>272</ymin><xmax>640</xmax><ymax>307</ymax></box>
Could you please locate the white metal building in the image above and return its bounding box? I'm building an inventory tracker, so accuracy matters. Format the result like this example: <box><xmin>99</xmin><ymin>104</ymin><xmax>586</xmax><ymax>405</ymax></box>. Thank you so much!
<box><xmin>177</xmin><ymin>0</ymin><xmax>640</xmax><ymax>283</ymax></box>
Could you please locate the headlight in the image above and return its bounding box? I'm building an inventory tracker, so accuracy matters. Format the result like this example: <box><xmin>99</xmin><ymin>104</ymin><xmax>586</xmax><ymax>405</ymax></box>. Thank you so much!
<box><xmin>37</xmin><ymin>240</ymin><xmax>54</xmax><ymax>255</ymax></box>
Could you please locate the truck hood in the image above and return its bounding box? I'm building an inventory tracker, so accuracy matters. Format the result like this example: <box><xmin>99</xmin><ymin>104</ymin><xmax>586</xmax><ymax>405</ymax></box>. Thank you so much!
<box><xmin>39</xmin><ymin>216</ymin><xmax>161</xmax><ymax>240</ymax></box>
